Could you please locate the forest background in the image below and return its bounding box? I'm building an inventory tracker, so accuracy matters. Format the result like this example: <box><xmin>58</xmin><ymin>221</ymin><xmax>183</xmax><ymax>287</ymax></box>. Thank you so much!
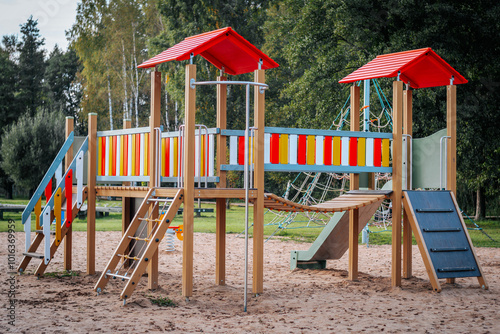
<box><xmin>0</xmin><ymin>0</ymin><xmax>498</xmax><ymax>220</ymax></box>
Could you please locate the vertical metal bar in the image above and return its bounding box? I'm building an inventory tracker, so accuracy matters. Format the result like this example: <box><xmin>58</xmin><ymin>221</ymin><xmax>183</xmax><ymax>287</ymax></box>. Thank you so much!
<box><xmin>244</xmin><ymin>84</ymin><xmax>250</xmax><ymax>312</ymax></box>
<box><xmin>363</xmin><ymin>80</ymin><xmax>370</xmax><ymax>132</ymax></box>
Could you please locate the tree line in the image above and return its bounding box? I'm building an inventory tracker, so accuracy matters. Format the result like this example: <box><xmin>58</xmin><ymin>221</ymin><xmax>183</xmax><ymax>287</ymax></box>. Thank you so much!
<box><xmin>1</xmin><ymin>0</ymin><xmax>498</xmax><ymax>219</ymax></box>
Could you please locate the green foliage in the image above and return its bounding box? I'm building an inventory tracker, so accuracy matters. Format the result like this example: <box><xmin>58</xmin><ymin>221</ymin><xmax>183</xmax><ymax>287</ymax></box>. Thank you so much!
<box><xmin>44</xmin><ymin>270</ymin><xmax>80</xmax><ymax>278</ymax></box>
<box><xmin>149</xmin><ymin>295</ymin><xmax>176</xmax><ymax>307</ymax></box>
<box><xmin>0</xmin><ymin>110</ymin><xmax>65</xmax><ymax>193</ymax></box>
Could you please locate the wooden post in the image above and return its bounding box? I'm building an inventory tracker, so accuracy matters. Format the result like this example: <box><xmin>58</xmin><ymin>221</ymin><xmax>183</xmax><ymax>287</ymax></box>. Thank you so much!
<box><xmin>403</xmin><ymin>88</ymin><xmax>413</xmax><ymax>279</ymax></box>
<box><xmin>348</xmin><ymin>84</ymin><xmax>360</xmax><ymax>281</ymax></box>
<box><xmin>122</xmin><ymin>118</ymin><xmax>131</xmax><ymax>268</ymax></box>
<box><xmin>87</xmin><ymin>113</ymin><xmax>97</xmax><ymax>275</ymax></box>
<box><xmin>253</xmin><ymin>69</ymin><xmax>265</xmax><ymax>294</ymax></box>
<box><xmin>446</xmin><ymin>83</ymin><xmax>457</xmax><ymax>285</ymax></box>
<box><xmin>391</xmin><ymin>81</ymin><xmax>403</xmax><ymax>287</ymax></box>
<box><xmin>216</xmin><ymin>75</ymin><xmax>227</xmax><ymax>286</ymax></box>
<box><xmin>183</xmin><ymin>64</ymin><xmax>196</xmax><ymax>298</ymax></box>
<box><xmin>148</xmin><ymin>71</ymin><xmax>161</xmax><ymax>290</ymax></box>
<box><xmin>64</xmin><ymin>116</ymin><xmax>74</xmax><ymax>271</ymax></box>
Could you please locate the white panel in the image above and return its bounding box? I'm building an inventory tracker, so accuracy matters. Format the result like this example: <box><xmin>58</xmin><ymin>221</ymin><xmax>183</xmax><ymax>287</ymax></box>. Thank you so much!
<box><xmin>127</xmin><ymin>135</ymin><xmax>132</xmax><ymax>176</ymax></box>
<box><xmin>366</xmin><ymin>138</ymin><xmax>374</xmax><ymax>167</ymax></box>
<box><xmin>264</xmin><ymin>133</ymin><xmax>271</xmax><ymax>164</ymax></box>
<box><xmin>116</xmin><ymin>136</ymin><xmax>121</xmax><ymax>176</ymax></box>
<box><xmin>169</xmin><ymin>137</ymin><xmax>174</xmax><ymax>177</ymax></box>
<box><xmin>55</xmin><ymin>162</ymin><xmax>62</xmax><ymax>186</ymax></box>
<box><xmin>209</xmin><ymin>134</ymin><xmax>215</xmax><ymax>177</ymax></box>
<box><xmin>229</xmin><ymin>136</ymin><xmax>238</xmax><ymax>165</ymax></box>
<box><xmin>315</xmin><ymin>135</ymin><xmax>324</xmax><ymax>165</ymax></box>
<box><xmin>139</xmin><ymin>133</ymin><xmax>145</xmax><ymax>176</ymax></box>
<box><xmin>289</xmin><ymin>134</ymin><xmax>298</xmax><ymax>164</ymax></box>
<box><xmin>105</xmin><ymin>136</ymin><xmax>109</xmax><ymax>176</ymax></box>
<box><xmin>43</xmin><ymin>207</ymin><xmax>51</xmax><ymax>264</ymax></box>
<box><xmin>25</xmin><ymin>216</ymin><xmax>31</xmax><ymax>253</ymax></box>
<box><xmin>76</xmin><ymin>151</ymin><xmax>84</xmax><ymax>207</ymax></box>
<box><xmin>341</xmin><ymin>137</ymin><xmax>349</xmax><ymax>166</ymax></box>
<box><xmin>195</xmin><ymin>134</ymin><xmax>200</xmax><ymax>177</ymax></box>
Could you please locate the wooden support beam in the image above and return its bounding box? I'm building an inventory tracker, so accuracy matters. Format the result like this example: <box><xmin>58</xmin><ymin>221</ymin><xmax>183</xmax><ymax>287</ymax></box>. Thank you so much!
<box><xmin>403</xmin><ymin>88</ymin><xmax>413</xmax><ymax>279</ymax></box>
<box><xmin>446</xmin><ymin>83</ymin><xmax>457</xmax><ymax>285</ymax></box>
<box><xmin>64</xmin><ymin>116</ymin><xmax>74</xmax><ymax>271</ymax></box>
<box><xmin>348</xmin><ymin>84</ymin><xmax>360</xmax><ymax>281</ymax></box>
<box><xmin>216</xmin><ymin>75</ymin><xmax>227</xmax><ymax>286</ymax></box>
<box><xmin>253</xmin><ymin>69</ymin><xmax>266</xmax><ymax>294</ymax></box>
<box><xmin>148</xmin><ymin>71</ymin><xmax>161</xmax><ymax>290</ymax></box>
<box><xmin>183</xmin><ymin>64</ymin><xmax>196</xmax><ymax>298</ymax></box>
<box><xmin>391</xmin><ymin>81</ymin><xmax>403</xmax><ymax>287</ymax></box>
<box><xmin>87</xmin><ymin>113</ymin><xmax>97</xmax><ymax>275</ymax></box>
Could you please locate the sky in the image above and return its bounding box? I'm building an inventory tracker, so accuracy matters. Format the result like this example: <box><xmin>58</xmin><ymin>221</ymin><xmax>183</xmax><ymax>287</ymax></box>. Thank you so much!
<box><xmin>0</xmin><ymin>0</ymin><xmax>79</xmax><ymax>53</ymax></box>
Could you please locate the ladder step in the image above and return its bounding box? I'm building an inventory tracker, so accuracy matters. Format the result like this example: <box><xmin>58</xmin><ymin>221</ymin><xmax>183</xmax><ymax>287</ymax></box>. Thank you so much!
<box><xmin>35</xmin><ymin>229</ymin><xmax>56</xmax><ymax>235</ymax></box>
<box><xmin>437</xmin><ymin>267</ymin><xmax>476</xmax><ymax>273</ymax></box>
<box><xmin>423</xmin><ymin>228</ymin><xmax>461</xmax><ymax>232</ymax></box>
<box><xmin>147</xmin><ymin>198</ymin><xmax>173</xmax><ymax>203</ymax></box>
<box><xmin>23</xmin><ymin>252</ymin><xmax>44</xmax><ymax>259</ymax></box>
<box><xmin>430</xmin><ymin>247</ymin><xmax>469</xmax><ymax>252</ymax></box>
<box><xmin>127</xmin><ymin>236</ymin><xmax>150</xmax><ymax>242</ymax></box>
<box><xmin>138</xmin><ymin>217</ymin><xmax>161</xmax><ymax>223</ymax></box>
<box><xmin>416</xmin><ymin>208</ymin><xmax>454</xmax><ymax>213</ymax></box>
<box><xmin>117</xmin><ymin>254</ymin><xmax>140</xmax><ymax>261</ymax></box>
<box><xmin>105</xmin><ymin>271</ymin><xmax>131</xmax><ymax>280</ymax></box>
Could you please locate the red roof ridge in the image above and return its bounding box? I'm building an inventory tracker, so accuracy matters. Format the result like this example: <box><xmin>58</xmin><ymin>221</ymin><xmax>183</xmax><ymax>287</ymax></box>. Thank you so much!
<box><xmin>185</xmin><ymin>27</ymin><xmax>231</xmax><ymax>40</ymax></box>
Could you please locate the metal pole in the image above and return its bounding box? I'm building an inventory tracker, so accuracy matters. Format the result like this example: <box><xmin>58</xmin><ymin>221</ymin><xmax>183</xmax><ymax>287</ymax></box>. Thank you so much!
<box><xmin>244</xmin><ymin>84</ymin><xmax>250</xmax><ymax>312</ymax></box>
<box><xmin>361</xmin><ymin>79</ymin><xmax>370</xmax><ymax>244</ymax></box>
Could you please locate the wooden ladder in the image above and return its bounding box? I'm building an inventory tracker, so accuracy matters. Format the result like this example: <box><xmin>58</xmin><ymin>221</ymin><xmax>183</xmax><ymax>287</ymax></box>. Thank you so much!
<box><xmin>18</xmin><ymin>187</ymin><xmax>88</xmax><ymax>276</ymax></box>
<box><xmin>94</xmin><ymin>188</ymin><xmax>184</xmax><ymax>303</ymax></box>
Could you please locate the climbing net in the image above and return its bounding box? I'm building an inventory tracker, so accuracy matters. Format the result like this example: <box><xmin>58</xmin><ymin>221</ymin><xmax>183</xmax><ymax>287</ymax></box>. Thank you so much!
<box><xmin>265</xmin><ymin>79</ymin><xmax>394</xmax><ymax>238</ymax></box>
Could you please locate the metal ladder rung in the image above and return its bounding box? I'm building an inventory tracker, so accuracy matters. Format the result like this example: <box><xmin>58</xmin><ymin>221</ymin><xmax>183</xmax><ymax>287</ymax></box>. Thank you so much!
<box><xmin>117</xmin><ymin>254</ymin><xmax>140</xmax><ymax>261</ymax></box>
<box><xmin>437</xmin><ymin>267</ymin><xmax>475</xmax><ymax>273</ymax></box>
<box><xmin>105</xmin><ymin>270</ymin><xmax>131</xmax><ymax>280</ymax></box>
<box><xmin>416</xmin><ymin>208</ymin><xmax>454</xmax><ymax>213</ymax></box>
<box><xmin>23</xmin><ymin>252</ymin><xmax>44</xmax><ymax>259</ymax></box>
<box><xmin>430</xmin><ymin>247</ymin><xmax>468</xmax><ymax>252</ymax></box>
<box><xmin>423</xmin><ymin>228</ymin><xmax>461</xmax><ymax>232</ymax></box>
<box><xmin>127</xmin><ymin>236</ymin><xmax>150</xmax><ymax>242</ymax></box>
<box><xmin>147</xmin><ymin>198</ymin><xmax>173</xmax><ymax>203</ymax></box>
<box><xmin>138</xmin><ymin>217</ymin><xmax>161</xmax><ymax>223</ymax></box>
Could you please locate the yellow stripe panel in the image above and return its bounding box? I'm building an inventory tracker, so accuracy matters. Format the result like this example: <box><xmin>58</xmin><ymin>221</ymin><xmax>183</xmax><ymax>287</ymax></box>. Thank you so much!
<box><xmin>357</xmin><ymin>137</ymin><xmax>366</xmax><ymax>166</ymax></box>
<box><xmin>332</xmin><ymin>137</ymin><xmax>341</xmax><ymax>166</ymax></box>
<box><xmin>35</xmin><ymin>198</ymin><xmax>42</xmax><ymax>230</ymax></box>
<box><xmin>161</xmin><ymin>138</ymin><xmax>166</xmax><ymax>177</ymax></box>
<box><xmin>108</xmin><ymin>136</ymin><xmax>113</xmax><ymax>176</ymax></box>
<box><xmin>144</xmin><ymin>133</ymin><xmax>149</xmax><ymax>176</ymax></box>
<box><xmin>279</xmin><ymin>134</ymin><xmax>288</xmax><ymax>164</ymax></box>
<box><xmin>382</xmin><ymin>138</ymin><xmax>390</xmax><ymax>167</ymax></box>
<box><xmin>54</xmin><ymin>188</ymin><xmax>62</xmax><ymax>246</ymax></box>
<box><xmin>306</xmin><ymin>135</ymin><xmax>315</xmax><ymax>165</ymax></box>
<box><xmin>131</xmin><ymin>134</ymin><xmax>136</xmax><ymax>176</ymax></box>
<box><xmin>120</xmin><ymin>135</ymin><xmax>124</xmax><ymax>176</ymax></box>
<box><xmin>173</xmin><ymin>137</ymin><xmax>178</xmax><ymax>177</ymax></box>
<box><xmin>97</xmin><ymin>137</ymin><xmax>102</xmax><ymax>176</ymax></box>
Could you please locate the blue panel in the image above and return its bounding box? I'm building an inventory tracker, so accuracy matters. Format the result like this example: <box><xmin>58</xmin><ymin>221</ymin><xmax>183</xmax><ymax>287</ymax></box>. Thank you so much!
<box><xmin>22</xmin><ymin>132</ymin><xmax>75</xmax><ymax>224</ymax></box>
<box><xmin>221</xmin><ymin>164</ymin><xmax>392</xmax><ymax>174</ymax></box>
<box><xmin>405</xmin><ymin>190</ymin><xmax>480</xmax><ymax>279</ymax></box>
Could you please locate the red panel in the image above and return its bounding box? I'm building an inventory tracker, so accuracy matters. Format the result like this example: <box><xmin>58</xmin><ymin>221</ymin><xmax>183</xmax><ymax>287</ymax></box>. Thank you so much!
<box><xmin>270</xmin><ymin>133</ymin><xmax>280</xmax><ymax>164</ymax></box>
<box><xmin>135</xmin><ymin>135</ymin><xmax>140</xmax><ymax>176</ymax></box>
<box><xmin>123</xmin><ymin>135</ymin><xmax>128</xmax><ymax>176</ymax></box>
<box><xmin>324</xmin><ymin>136</ymin><xmax>332</xmax><ymax>165</ymax></box>
<box><xmin>339</xmin><ymin>48</ymin><xmax>467</xmax><ymax>89</ymax></box>
<box><xmin>238</xmin><ymin>136</ymin><xmax>245</xmax><ymax>165</ymax></box>
<box><xmin>137</xmin><ymin>27</ymin><xmax>279</xmax><ymax>75</ymax></box>
<box><xmin>112</xmin><ymin>136</ymin><xmax>117</xmax><ymax>176</ymax></box>
<box><xmin>65</xmin><ymin>169</ymin><xmax>73</xmax><ymax>228</ymax></box>
<box><xmin>165</xmin><ymin>139</ymin><xmax>170</xmax><ymax>177</ymax></box>
<box><xmin>101</xmin><ymin>137</ymin><xmax>106</xmax><ymax>176</ymax></box>
<box><xmin>297</xmin><ymin>135</ymin><xmax>306</xmax><ymax>165</ymax></box>
<box><xmin>349</xmin><ymin>138</ymin><xmax>358</xmax><ymax>166</ymax></box>
<box><xmin>44</xmin><ymin>179</ymin><xmax>52</xmax><ymax>200</ymax></box>
<box><xmin>373</xmin><ymin>138</ymin><xmax>382</xmax><ymax>167</ymax></box>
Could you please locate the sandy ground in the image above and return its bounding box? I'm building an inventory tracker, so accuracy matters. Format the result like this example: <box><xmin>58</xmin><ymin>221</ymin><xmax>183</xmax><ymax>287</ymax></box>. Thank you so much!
<box><xmin>1</xmin><ymin>231</ymin><xmax>499</xmax><ymax>333</ymax></box>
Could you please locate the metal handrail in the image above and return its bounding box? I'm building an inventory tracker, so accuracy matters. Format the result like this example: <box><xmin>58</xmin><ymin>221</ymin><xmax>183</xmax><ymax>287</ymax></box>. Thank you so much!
<box><xmin>440</xmin><ymin>136</ymin><xmax>451</xmax><ymax>189</ymax></box>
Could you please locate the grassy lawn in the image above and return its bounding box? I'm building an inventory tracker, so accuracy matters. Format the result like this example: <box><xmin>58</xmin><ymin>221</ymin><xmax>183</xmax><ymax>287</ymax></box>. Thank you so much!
<box><xmin>1</xmin><ymin>197</ymin><xmax>499</xmax><ymax>247</ymax></box>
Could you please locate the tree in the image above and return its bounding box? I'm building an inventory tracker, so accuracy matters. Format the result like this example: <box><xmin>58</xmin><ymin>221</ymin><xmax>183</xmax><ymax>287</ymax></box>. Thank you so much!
<box><xmin>1</xmin><ymin>110</ymin><xmax>65</xmax><ymax>194</ymax></box>
<box><xmin>17</xmin><ymin>16</ymin><xmax>46</xmax><ymax>117</ymax></box>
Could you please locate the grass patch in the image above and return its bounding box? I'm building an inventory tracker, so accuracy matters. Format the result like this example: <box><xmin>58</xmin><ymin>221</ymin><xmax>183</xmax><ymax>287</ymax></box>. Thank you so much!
<box><xmin>149</xmin><ymin>296</ymin><xmax>176</xmax><ymax>307</ymax></box>
<box><xmin>44</xmin><ymin>270</ymin><xmax>79</xmax><ymax>278</ymax></box>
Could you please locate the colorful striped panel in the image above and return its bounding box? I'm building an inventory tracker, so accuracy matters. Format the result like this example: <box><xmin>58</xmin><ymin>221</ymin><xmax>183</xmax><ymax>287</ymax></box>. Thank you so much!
<box><xmin>349</xmin><ymin>137</ymin><xmax>357</xmax><ymax>166</ymax></box>
<box><xmin>119</xmin><ymin>135</ymin><xmax>124</xmax><ymax>176</ymax></box>
<box><xmin>382</xmin><ymin>138</ymin><xmax>390</xmax><ymax>167</ymax></box>
<box><xmin>173</xmin><ymin>137</ymin><xmax>178</xmax><ymax>177</ymax></box>
<box><xmin>264</xmin><ymin>133</ymin><xmax>271</xmax><ymax>164</ymax></box>
<box><xmin>208</xmin><ymin>134</ymin><xmax>215</xmax><ymax>177</ymax></box>
<box><xmin>238</xmin><ymin>136</ymin><xmax>245</xmax><ymax>165</ymax></box>
<box><xmin>357</xmin><ymin>137</ymin><xmax>366</xmax><ymax>167</ymax></box>
<box><xmin>315</xmin><ymin>135</ymin><xmax>324</xmax><ymax>165</ymax></box>
<box><xmin>332</xmin><ymin>136</ymin><xmax>341</xmax><ymax>166</ymax></box>
<box><xmin>306</xmin><ymin>135</ymin><xmax>315</xmax><ymax>165</ymax></box>
<box><xmin>279</xmin><ymin>134</ymin><xmax>288</xmax><ymax>164</ymax></box>
<box><xmin>270</xmin><ymin>133</ymin><xmax>279</xmax><ymax>164</ymax></box>
<box><xmin>341</xmin><ymin>137</ymin><xmax>349</xmax><ymax>166</ymax></box>
<box><xmin>112</xmin><ymin>135</ymin><xmax>117</xmax><ymax>176</ymax></box>
<box><xmin>366</xmin><ymin>138</ymin><xmax>374</xmax><ymax>167</ymax></box>
<box><xmin>229</xmin><ymin>136</ymin><xmax>238</xmax><ymax>165</ymax></box>
<box><xmin>373</xmin><ymin>138</ymin><xmax>382</xmax><ymax>167</ymax></box>
<box><xmin>297</xmin><ymin>135</ymin><xmax>306</xmax><ymax>165</ymax></box>
<box><xmin>289</xmin><ymin>134</ymin><xmax>298</xmax><ymax>164</ymax></box>
<box><xmin>145</xmin><ymin>133</ymin><xmax>149</xmax><ymax>176</ymax></box>
<box><xmin>105</xmin><ymin>136</ymin><xmax>110</xmax><ymax>176</ymax></box>
<box><xmin>97</xmin><ymin>137</ymin><xmax>102</xmax><ymax>176</ymax></box>
<box><xmin>127</xmin><ymin>135</ymin><xmax>132</xmax><ymax>176</ymax></box>
<box><xmin>161</xmin><ymin>138</ymin><xmax>167</xmax><ymax>177</ymax></box>
<box><xmin>324</xmin><ymin>136</ymin><xmax>332</xmax><ymax>166</ymax></box>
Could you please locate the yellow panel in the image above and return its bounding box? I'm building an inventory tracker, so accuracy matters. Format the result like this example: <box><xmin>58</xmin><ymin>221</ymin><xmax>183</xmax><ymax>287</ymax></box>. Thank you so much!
<box><xmin>357</xmin><ymin>137</ymin><xmax>366</xmax><ymax>166</ymax></box>
<box><xmin>35</xmin><ymin>197</ymin><xmax>42</xmax><ymax>230</ymax></box>
<box><xmin>332</xmin><ymin>137</ymin><xmax>341</xmax><ymax>166</ymax></box>
<box><xmin>97</xmin><ymin>137</ymin><xmax>102</xmax><ymax>176</ymax></box>
<box><xmin>144</xmin><ymin>133</ymin><xmax>149</xmax><ymax>176</ymax></box>
<box><xmin>306</xmin><ymin>135</ymin><xmax>315</xmax><ymax>165</ymax></box>
<box><xmin>173</xmin><ymin>137</ymin><xmax>178</xmax><ymax>177</ymax></box>
<box><xmin>120</xmin><ymin>135</ymin><xmax>124</xmax><ymax>176</ymax></box>
<box><xmin>279</xmin><ymin>134</ymin><xmax>288</xmax><ymax>164</ymax></box>
<box><xmin>54</xmin><ymin>188</ymin><xmax>62</xmax><ymax>246</ymax></box>
<box><xmin>131</xmin><ymin>134</ymin><xmax>136</xmax><ymax>176</ymax></box>
<box><xmin>161</xmin><ymin>138</ymin><xmax>166</xmax><ymax>177</ymax></box>
<box><xmin>108</xmin><ymin>136</ymin><xmax>113</xmax><ymax>176</ymax></box>
<box><xmin>382</xmin><ymin>138</ymin><xmax>390</xmax><ymax>167</ymax></box>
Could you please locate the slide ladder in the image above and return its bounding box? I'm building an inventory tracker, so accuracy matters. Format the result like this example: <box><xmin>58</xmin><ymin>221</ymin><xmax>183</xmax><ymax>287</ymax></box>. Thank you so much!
<box><xmin>94</xmin><ymin>188</ymin><xmax>184</xmax><ymax>303</ymax></box>
<box><xmin>403</xmin><ymin>190</ymin><xmax>488</xmax><ymax>292</ymax></box>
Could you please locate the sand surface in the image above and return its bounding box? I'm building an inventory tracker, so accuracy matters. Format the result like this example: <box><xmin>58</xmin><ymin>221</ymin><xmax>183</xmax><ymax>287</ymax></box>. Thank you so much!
<box><xmin>1</xmin><ymin>231</ymin><xmax>499</xmax><ymax>333</ymax></box>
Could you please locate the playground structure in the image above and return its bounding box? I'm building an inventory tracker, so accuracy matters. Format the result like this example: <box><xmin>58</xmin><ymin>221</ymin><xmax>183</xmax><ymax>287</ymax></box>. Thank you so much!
<box><xmin>18</xmin><ymin>28</ymin><xmax>487</xmax><ymax>307</ymax></box>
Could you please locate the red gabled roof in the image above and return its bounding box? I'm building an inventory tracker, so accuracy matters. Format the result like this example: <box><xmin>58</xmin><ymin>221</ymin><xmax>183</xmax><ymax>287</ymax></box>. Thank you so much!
<box><xmin>138</xmin><ymin>27</ymin><xmax>279</xmax><ymax>75</ymax></box>
<box><xmin>339</xmin><ymin>48</ymin><xmax>467</xmax><ymax>89</ymax></box>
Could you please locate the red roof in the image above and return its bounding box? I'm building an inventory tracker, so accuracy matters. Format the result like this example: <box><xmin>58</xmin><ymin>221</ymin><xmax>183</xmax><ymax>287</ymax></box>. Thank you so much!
<box><xmin>138</xmin><ymin>27</ymin><xmax>279</xmax><ymax>75</ymax></box>
<box><xmin>339</xmin><ymin>48</ymin><xmax>467</xmax><ymax>89</ymax></box>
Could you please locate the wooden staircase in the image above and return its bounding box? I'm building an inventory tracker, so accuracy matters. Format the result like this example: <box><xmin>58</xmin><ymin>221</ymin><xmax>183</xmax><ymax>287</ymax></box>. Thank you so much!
<box><xmin>94</xmin><ymin>188</ymin><xmax>184</xmax><ymax>304</ymax></box>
